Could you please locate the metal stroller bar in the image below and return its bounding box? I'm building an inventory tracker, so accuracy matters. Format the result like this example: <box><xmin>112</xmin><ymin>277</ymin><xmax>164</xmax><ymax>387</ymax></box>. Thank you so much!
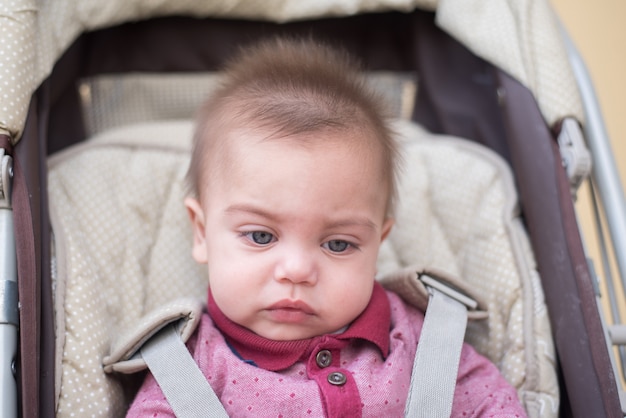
<box><xmin>559</xmin><ymin>20</ymin><xmax>626</xmax><ymax>415</ymax></box>
<box><xmin>589</xmin><ymin>179</ymin><xmax>626</xmax><ymax>412</ymax></box>
<box><xmin>559</xmin><ymin>23</ymin><xmax>626</xmax><ymax>293</ymax></box>
<box><xmin>0</xmin><ymin>144</ymin><xmax>18</xmax><ymax>418</ymax></box>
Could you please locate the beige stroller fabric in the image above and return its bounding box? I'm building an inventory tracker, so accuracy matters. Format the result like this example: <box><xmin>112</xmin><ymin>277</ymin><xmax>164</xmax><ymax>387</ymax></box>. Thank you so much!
<box><xmin>48</xmin><ymin>119</ymin><xmax>558</xmax><ymax>417</ymax></box>
<box><xmin>1</xmin><ymin>0</ymin><xmax>582</xmax><ymax>143</ymax></box>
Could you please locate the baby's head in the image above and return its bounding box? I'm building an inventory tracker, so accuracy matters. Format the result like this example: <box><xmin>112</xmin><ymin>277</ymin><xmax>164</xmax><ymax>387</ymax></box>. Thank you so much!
<box><xmin>185</xmin><ymin>37</ymin><xmax>401</xmax><ymax>341</ymax></box>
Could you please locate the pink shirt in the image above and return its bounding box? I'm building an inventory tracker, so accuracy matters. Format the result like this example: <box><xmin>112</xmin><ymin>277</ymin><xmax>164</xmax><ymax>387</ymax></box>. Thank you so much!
<box><xmin>127</xmin><ymin>283</ymin><xmax>526</xmax><ymax>417</ymax></box>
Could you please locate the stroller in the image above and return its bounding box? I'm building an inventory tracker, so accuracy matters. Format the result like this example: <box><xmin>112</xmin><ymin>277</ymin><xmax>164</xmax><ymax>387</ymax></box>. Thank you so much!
<box><xmin>1</xmin><ymin>0</ymin><xmax>625</xmax><ymax>416</ymax></box>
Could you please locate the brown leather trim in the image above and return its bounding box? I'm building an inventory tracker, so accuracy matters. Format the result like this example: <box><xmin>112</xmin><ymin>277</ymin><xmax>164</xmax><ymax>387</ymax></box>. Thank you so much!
<box><xmin>496</xmin><ymin>69</ymin><xmax>621</xmax><ymax>418</ymax></box>
<box><xmin>0</xmin><ymin>135</ymin><xmax>12</xmax><ymax>151</ymax></box>
<box><xmin>10</xmin><ymin>96</ymin><xmax>42</xmax><ymax>418</ymax></box>
<box><xmin>552</xmin><ymin>137</ymin><xmax>622</xmax><ymax>417</ymax></box>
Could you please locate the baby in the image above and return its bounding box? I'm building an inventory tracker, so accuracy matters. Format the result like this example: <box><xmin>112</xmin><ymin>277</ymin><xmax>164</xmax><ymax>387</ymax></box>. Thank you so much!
<box><xmin>127</xmin><ymin>37</ymin><xmax>526</xmax><ymax>417</ymax></box>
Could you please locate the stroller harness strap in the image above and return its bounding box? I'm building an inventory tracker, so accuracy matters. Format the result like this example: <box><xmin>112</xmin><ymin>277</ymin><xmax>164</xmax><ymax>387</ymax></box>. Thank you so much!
<box><xmin>140</xmin><ymin>275</ymin><xmax>473</xmax><ymax>418</ymax></box>
<box><xmin>404</xmin><ymin>275</ymin><xmax>472</xmax><ymax>418</ymax></box>
<box><xmin>141</xmin><ymin>322</ymin><xmax>229</xmax><ymax>418</ymax></box>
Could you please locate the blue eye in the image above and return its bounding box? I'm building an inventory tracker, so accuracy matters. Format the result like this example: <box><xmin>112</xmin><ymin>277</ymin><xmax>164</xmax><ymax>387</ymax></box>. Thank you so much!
<box><xmin>249</xmin><ymin>231</ymin><xmax>274</xmax><ymax>245</ymax></box>
<box><xmin>325</xmin><ymin>240</ymin><xmax>350</xmax><ymax>253</ymax></box>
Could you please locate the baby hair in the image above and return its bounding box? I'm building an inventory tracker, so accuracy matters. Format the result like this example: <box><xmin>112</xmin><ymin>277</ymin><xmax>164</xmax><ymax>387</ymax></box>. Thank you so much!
<box><xmin>187</xmin><ymin>36</ymin><xmax>401</xmax><ymax>216</ymax></box>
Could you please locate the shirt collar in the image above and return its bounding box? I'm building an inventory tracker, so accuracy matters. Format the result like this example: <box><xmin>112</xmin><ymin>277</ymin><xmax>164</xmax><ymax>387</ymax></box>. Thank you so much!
<box><xmin>208</xmin><ymin>282</ymin><xmax>391</xmax><ymax>371</ymax></box>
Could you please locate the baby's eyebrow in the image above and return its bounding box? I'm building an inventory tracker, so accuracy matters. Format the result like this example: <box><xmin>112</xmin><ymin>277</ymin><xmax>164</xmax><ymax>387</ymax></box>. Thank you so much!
<box><xmin>224</xmin><ymin>204</ymin><xmax>278</xmax><ymax>221</ymax></box>
<box><xmin>224</xmin><ymin>204</ymin><xmax>378</xmax><ymax>231</ymax></box>
<box><xmin>323</xmin><ymin>218</ymin><xmax>378</xmax><ymax>231</ymax></box>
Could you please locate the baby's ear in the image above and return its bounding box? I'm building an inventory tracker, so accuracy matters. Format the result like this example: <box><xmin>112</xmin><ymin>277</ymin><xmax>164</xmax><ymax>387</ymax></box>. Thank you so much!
<box><xmin>184</xmin><ymin>197</ymin><xmax>208</xmax><ymax>264</ymax></box>
<box><xmin>381</xmin><ymin>218</ymin><xmax>395</xmax><ymax>242</ymax></box>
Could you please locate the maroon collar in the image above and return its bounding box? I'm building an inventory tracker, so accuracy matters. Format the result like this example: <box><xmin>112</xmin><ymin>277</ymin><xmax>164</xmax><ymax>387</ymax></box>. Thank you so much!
<box><xmin>208</xmin><ymin>282</ymin><xmax>391</xmax><ymax>371</ymax></box>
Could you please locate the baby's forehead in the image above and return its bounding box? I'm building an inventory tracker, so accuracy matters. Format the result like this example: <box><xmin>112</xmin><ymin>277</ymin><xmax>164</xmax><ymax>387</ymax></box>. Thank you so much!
<box><xmin>220</xmin><ymin>126</ymin><xmax>384</xmax><ymax>166</ymax></box>
<box><xmin>194</xmin><ymin>119</ymin><xmax>395</xmax><ymax>216</ymax></box>
<box><xmin>200</xmin><ymin>126</ymin><xmax>372</xmax><ymax>182</ymax></box>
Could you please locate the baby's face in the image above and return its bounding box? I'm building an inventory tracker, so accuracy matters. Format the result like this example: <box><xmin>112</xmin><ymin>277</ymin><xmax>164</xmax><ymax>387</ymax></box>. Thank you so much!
<box><xmin>186</xmin><ymin>128</ymin><xmax>393</xmax><ymax>341</ymax></box>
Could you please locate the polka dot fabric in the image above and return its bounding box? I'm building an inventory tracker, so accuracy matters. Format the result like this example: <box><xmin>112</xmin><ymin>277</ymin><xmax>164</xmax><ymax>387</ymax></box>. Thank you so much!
<box><xmin>48</xmin><ymin>121</ymin><xmax>208</xmax><ymax>416</ymax></box>
<box><xmin>48</xmin><ymin>119</ymin><xmax>558</xmax><ymax>417</ymax></box>
<box><xmin>0</xmin><ymin>0</ymin><xmax>36</xmax><ymax>138</ymax></box>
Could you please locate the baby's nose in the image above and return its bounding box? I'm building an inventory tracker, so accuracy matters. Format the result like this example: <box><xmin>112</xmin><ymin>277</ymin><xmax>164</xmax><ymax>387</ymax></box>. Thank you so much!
<box><xmin>273</xmin><ymin>245</ymin><xmax>318</xmax><ymax>285</ymax></box>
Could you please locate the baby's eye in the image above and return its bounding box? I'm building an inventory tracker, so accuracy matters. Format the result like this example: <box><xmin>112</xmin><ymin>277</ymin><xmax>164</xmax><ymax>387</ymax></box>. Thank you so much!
<box><xmin>244</xmin><ymin>231</ymin><xmax>275</xmax><ymax>245</ymax></box>
<box><xmin>323</xmin><ymin>240</ymin><xmax>351</xmax><ymax>253</ymax></box>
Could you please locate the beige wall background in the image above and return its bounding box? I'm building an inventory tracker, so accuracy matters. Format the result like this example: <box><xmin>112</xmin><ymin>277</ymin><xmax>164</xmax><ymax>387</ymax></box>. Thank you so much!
<box><xmin>551</xmin><ymin>0</ymin><xmax>626</xmax><ymax>384</ymax></box>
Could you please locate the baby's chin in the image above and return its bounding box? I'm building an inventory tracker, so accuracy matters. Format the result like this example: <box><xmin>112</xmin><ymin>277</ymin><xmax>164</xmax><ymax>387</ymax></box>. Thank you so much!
<box><xmin>251</xmin><ymin>323</ymin><xmax>350</xmax><ymax>341</ymax></box>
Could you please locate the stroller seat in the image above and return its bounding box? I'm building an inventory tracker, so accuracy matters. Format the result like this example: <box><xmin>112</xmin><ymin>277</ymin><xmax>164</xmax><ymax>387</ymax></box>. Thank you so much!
<box><xmin>48</xmin><ymin>116</ymin><xmax>558</xmax><ymax>417</ymax></box>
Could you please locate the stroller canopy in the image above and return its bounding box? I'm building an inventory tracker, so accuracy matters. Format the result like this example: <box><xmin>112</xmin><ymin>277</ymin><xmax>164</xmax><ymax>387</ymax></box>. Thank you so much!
<box><xmin>1</xmin><ymin>0</ymin><xmax>582</xmax><ymax>143</ymax></box>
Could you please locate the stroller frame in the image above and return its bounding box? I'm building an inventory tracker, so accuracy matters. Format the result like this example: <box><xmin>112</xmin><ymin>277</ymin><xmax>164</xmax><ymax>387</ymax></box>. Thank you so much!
<box><xmin>1</xmin><ymin>7</ymin><xmax>624</xmax><ymax>418</ymax></box>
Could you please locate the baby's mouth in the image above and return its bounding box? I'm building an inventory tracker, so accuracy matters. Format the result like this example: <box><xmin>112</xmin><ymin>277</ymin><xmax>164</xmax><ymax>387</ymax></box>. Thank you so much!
<box><xmin>266</xmin><ymin>300</ymin><xmax>315</xmax><ymax>322</ymax></box>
